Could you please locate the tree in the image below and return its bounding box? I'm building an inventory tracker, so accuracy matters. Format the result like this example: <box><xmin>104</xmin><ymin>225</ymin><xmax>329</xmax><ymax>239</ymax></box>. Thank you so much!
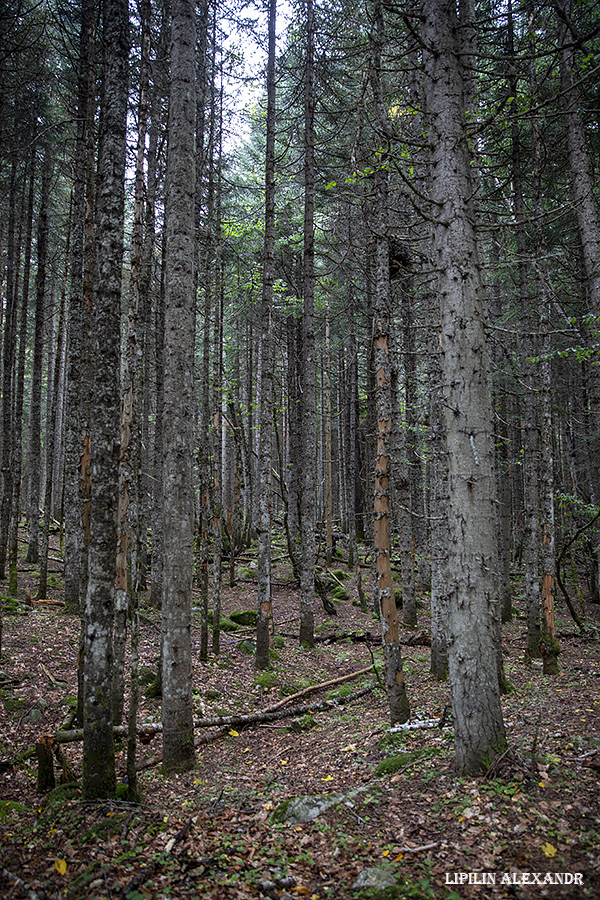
<box><xmin>422</xmin><ymin>0</ymin><xmax>507</xmax><ymax>774</ymax></box>
<box><xmin>369</xmin><ymin>0</ymin><xmax>410</xmax><ymax>725</ymax></box>
<box><xmin>82</xmin><ymin>0</ymin><xmax>129</xmax><ymax>800</ymax></box>
<box><xmin>255</xmin><ymin>0</ymin><xmax>277</xmax><ymax>671</ymax></box>
<box><xmin>299</xmin><ymin>0</ymin><xmax>317</xmax><ymax>648</ymax></box>
<box><xmin>161</xmin><ymin>0</ymin><xmax>197</xmax><ymax>774</ymax></box>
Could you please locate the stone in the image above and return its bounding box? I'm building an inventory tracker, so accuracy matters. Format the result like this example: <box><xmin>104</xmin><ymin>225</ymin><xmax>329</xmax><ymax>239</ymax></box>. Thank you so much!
<box><xmin>351</xmin><ymin>868</ymin><xmax>397</xmax><ymax>891</ymax></box>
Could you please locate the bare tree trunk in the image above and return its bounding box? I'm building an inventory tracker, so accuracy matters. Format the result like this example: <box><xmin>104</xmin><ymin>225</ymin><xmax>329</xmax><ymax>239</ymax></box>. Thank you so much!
<box><xmin>113</xmin><ymin>0</ymin><xmax>150</xmax><ymax>724</ymax></box>
<box><xmin>161</xmin><ymin>0</ymin><xmax>197</xmax><ymax>774</ymax></box>
<box><xmin>255</xmin><ymin>0</ymin><xmax>277</xmax><ymax>670</ymax></box>
<box><xmin>369</xmin><ymin>0</ymin><xmax>410</xmax><ymax>725</ymax></box>
<box><xmin>26</xmin><ymin>161</ymin><xmax>50</xmax><ymax>565</ymax></box>
<box><xmin>299</xmin><ymin>0</ymin><xmax>317</xmax><ymax>647</ymax></box>
<box><xmin>0</xmin><ymin>152</ymin><xmax>18</xmax><ymax>580</ymax></box>
<box><xmin>82</xmin><ymin>0</ymin><xmax>128</xmax><ymax>800</ymax></box>
<box><xmin>422</xmin><ymin>0</ymin><xmax>506</xmax><ymax>774</ymax></box>
<box><xmin>38</xmin><ymin>223</ymin><xmax>69</xmax><ymax>601</ymax></box>
<box><xmin>8</xmin><ymin>151</ymin><xmax>35</xmax><ymax>595</ymax></box>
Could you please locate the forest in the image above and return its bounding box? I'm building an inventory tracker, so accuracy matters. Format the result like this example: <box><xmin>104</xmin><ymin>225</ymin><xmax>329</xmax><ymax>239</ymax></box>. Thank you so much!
<box><xmin>0</xmin><ymin>0</ymin><xmax>600</xmax><ymax>896</ymax></box>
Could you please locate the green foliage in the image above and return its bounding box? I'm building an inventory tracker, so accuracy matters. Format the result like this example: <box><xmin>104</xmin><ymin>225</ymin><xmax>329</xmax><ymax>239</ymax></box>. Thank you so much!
<box><xmin>238</xmin><ymin>639</ymin><xmax>256</xmax><ymax>655</ymax></box>
<box><xmin>138</xmin><ymin>667</ymin><xmax>157</xmax><ymax>686</ymax></box>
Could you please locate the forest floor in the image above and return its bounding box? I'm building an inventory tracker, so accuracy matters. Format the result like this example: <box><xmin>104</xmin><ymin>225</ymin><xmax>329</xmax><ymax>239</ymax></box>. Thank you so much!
<box><xmin>1</xmin><ymin>532</ymin><xmax>600</xmax><ymax>900</ymax></box>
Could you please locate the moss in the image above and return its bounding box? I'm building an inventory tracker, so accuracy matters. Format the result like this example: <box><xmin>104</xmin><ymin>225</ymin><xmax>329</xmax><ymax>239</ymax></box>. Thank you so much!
<box><xmin>331</xmin><ymin>585</ymin><xmax>349</xmax><ymax>601</ymax></box>
<box><xmin>254</xmin><ymin>671</ymin><xmax>278</xmax><ymax>690</ymax></box>
<box><xmin>288</xmin><ymin>714</ymin><xmax>318</xmax><ymax>733</ymax></box>
<box><xmin>326</xmin><ymin>684</ymin><xmax>354</xmax><ymax>700</ymax></box>
<box><xmin>374</xmin><ymin>750</ymin><xmax>422</xmax><ymax>777</ymax></box>
<box><xmin>270</xmin><ymin>798</ymin><xmax>291</xmax><ymax>824</ymax></box>
<box><xmin>204</xmin><ymin>689</ymin><xmax>221</xmax><ymax>701</ymax></box>
<box><xmin>0</xmin><ymin>800</ymin><xmax>31</xmax><ymax>820</ymax></box>
<box><xmin>138</xmin><ymin>667</ymin><xmax>157</xmax><ymax>686</ymax></box>
<box><xmin>331</xmin><ymin>568</ymin><xmax>351</xmax><ymax>582</ymax></box>
<box><xmin>238</xmin><ymin>640</ymin><xmax>256</xmax><ymax>655</ymax></box>
<box><xmin>229</xmin><ymin>609</ymin><xmax>258</xmax><ymax>627</ymax></box>
<box><xmin>280</xmin><ymin>676</ymin><xmax>316</xmax><ymax>697</ymax></box>
<box><xmin>4</xmin><ymin>697</ymin><xmax>25</xmax><ymax>713</ymax></box>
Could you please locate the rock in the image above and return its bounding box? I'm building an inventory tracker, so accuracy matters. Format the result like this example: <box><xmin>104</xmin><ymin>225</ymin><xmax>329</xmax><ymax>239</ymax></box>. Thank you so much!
<box><xmin>272</xmin><ymin>786</ymin><xmax>366</xmax><ymax>825</ymax></box>
<box><xmin>23</xmin><ymin>707</ymin><xmax>43</xmax><ymax>724</ymax></box>
<box><xmin>351</xmin><ymin>867</ymin><xmax>397</xmax><ymax>891</ymax></box>
<box><xmin>271</xmin><ymin>794</ymin><xmax>344</xmax><ymax>825</ymax></box>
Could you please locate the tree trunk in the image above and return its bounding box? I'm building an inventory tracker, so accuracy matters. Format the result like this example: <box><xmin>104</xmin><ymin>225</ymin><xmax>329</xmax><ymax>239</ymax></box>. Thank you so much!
<box><xmin>422</xmin><ymin>0</ymin><xmax>507</xmax><ymax>775</ymax></box>
<box><xmin>161</xmin><ymin>0</ymin><xmax>197</xmax><ymax>774</ymax></box>
<box><xmin>82</xmin><ymin>0</ymin><xmax>128</xmax><ymax>800</ymax></box>
<box><xmin>299</xmin><ymin>0</ymin><xmax>317</xmax><ymax>647</ymax></box>
<box><xmin>26</xmin><ymin>162</ymin><xmax>50</xmax><ymax>566</ymax></box>
<box><xmin>369</xmin><ymin>0</ymin><xmax>410</xmax><ymax>725</ymax></box>
<box><xmin>255</xmin><ymin>0</ymin><xmax>277</xmax><ymax>670</ymax></box>
<box><xmin>8</xmin><ymin>151</ymin><xmax>35</xmax><ymax>595</ymax></box>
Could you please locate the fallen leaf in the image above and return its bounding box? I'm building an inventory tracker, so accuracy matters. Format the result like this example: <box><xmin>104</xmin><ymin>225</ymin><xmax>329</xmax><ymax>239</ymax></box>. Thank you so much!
<box><xmin>542</xmin><ymin>842</ymin><xmax>557</xmax><ymax>858</ymax></box>
<box><xmin>229</xmin><ymin>729</ymin><xmax>239</xmax><ymax>737</ymax></box>
<box><xmin>55</xmin><ymin>860</ymin><xmax>67</xmax><ymax>876</ymax></box>
<box><xmin>321</xmin><ymin>775</ymin><xmax>334</xmax><ymax>782</ymax></box>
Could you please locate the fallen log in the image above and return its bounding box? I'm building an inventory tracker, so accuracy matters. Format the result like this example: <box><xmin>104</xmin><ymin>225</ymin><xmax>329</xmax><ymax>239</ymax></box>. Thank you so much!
<box><xmin>134</xmin><ymin>685</ymin><xmax>375</xmax><ymax>771</ymax></box>
<box><xmin>54</xmin><ymin>684</ymin><xmax>375</xmax><ymax>745</ymax></box>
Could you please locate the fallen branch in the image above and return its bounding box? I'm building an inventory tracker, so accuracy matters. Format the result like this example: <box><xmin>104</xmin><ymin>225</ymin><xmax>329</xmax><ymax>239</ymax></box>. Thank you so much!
<box><xmin>397</xmin><ymin>842</ymin><xmax>439</xmax><ymax>854</ymax></box>
<box><xmin>55</xmin><ymin>685</ymin><xmax>374</xmax><ymax>746</ymax></box>
<box><xmin>268</xmin><ymin>666</ymin><xmax>374</xmax><ymax>710</ymax></box>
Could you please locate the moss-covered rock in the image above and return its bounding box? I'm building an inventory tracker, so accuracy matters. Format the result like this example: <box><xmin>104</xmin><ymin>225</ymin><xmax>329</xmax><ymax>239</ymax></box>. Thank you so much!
<box><xmin>374</xmin><ymin>750</ymin><xmax>422</xmax><ymax>777</ymax></box>
<box><xmin>229</xmin><ymin>609</ymin><xmax>258</xmax><ymax>627</ymax></box>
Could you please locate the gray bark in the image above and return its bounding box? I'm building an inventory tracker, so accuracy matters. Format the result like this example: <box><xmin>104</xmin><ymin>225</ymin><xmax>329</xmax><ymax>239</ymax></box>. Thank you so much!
<box><xmin>422</xmin><ymin>0</ymin><xmax>507</xmax><ymax>774</ymax></box>
<box><xmin>255</xmin><ymin>0</ymin><xmax>277</xmax><ymax>670</ymax></box>
<box><xmin>161</xmin><ymin>0</ymin><xmax>197</xmax><ymax>774</ymax></box>
<box><xmin>82</xmin><ymin>0</ymin><xmax>129</xmax><ymax>800</ymax></box>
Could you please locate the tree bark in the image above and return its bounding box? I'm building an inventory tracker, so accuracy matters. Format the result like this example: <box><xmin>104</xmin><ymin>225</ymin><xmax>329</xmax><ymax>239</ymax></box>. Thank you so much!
<box><xmin>422</xmin><ymin>0</ymin><xmax>507</xmax><ymax>774</ymax></box>
<box><xmin>369</xmin><ymin>0</ymin><xmax>410</xmax><ymax>725</ymax></box>
<box><xmin>161</xmin><ymin>0</ymin><xmax>197</xmax><ymax>774</ymax></box>
<box><xmin>299</xmin><ymin>0</ymin><xmax>317</xmax><ymax>646</ymax></box>
<box><xmin>255</xmin><ymin>0</ymin><xmax>277</xmax><ymax>670</ymax></box>
<box><xmin>82</xmin><ymin>0</ymin><xmax>129</xmax><ymax>800</ymax></box>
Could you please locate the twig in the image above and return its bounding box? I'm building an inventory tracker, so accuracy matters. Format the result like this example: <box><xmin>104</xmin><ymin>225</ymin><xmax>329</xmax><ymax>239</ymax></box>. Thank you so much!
<box><xmin>2</xmin><ymin>866</ymin><xmax>46</xmax><ymax>900</ymax></box>
<box><xmin>397</xmin><ymin>842</ymin><xmax>439</xmax><ymax>854</ymax></box>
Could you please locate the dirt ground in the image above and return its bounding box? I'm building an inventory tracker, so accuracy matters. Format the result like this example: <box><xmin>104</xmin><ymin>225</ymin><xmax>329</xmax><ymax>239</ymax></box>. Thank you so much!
<box><xmin>1</xmin><ymin>535</ymin><xmax>600</xmax><ymax>900</ymax></box>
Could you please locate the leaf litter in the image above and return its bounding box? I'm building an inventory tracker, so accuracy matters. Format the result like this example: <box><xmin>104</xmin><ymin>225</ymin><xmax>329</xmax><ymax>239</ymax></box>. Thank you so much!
<box><xmin>1</xmin><ymin>534</ymin><xmax>599</xmax><ymax>899</ymax></box>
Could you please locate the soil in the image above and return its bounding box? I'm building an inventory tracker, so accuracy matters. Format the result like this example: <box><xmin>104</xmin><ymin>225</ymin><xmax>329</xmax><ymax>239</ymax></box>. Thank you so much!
<box><xmin>1</xmin><ymin>532</ymin><xmax>600</xmax><ymax>900</ymax></box>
